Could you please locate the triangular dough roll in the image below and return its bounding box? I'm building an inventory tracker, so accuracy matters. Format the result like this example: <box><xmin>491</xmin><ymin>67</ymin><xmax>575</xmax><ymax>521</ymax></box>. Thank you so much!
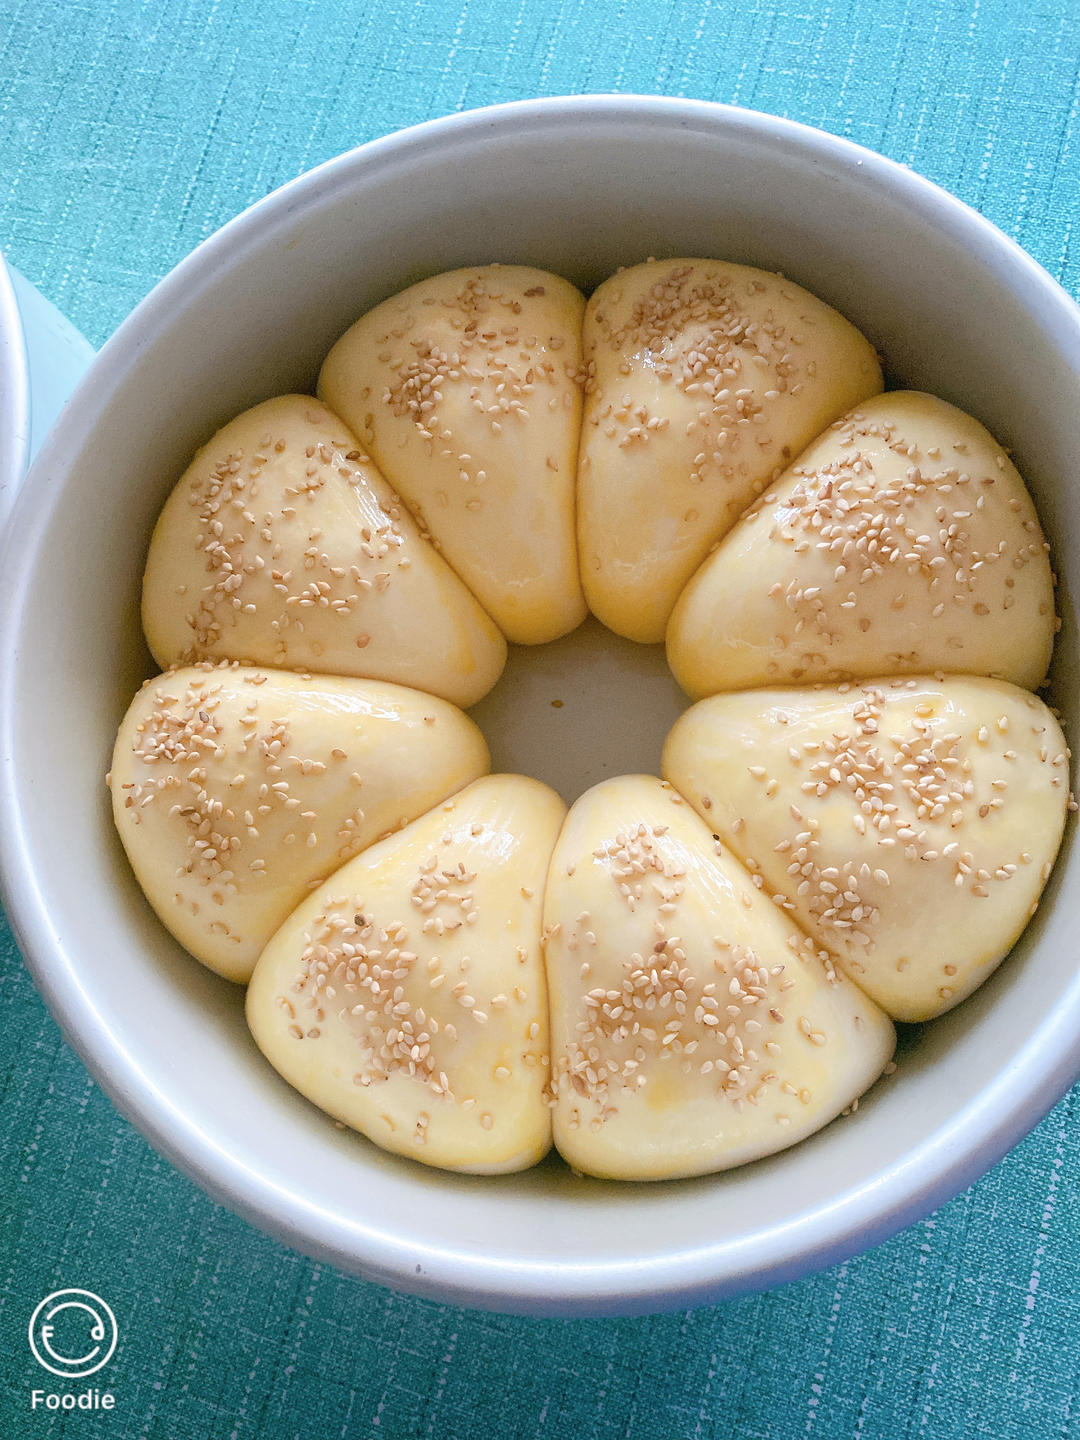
<box><xmin>109</xmin><ymin>664</ymin><xmax>489</xmax><ymax>982</ymax></box>
<box><xmin>543</xmin><ymin>775</ymin><xmax>894</xmax><ymax>1179</ymax></box>
<box><xmin>579</xmin><ymin>259</ymin><xmax>882</xmax><ymax>643</ymax></box>
<box><xmin>142</xmin><ymin>395</ymin><xmax>506</xmax><ymax>708</ymax></box>
<box><xmin>247</xmin><ymin>775</ymin><xmax>565</xmax><ymax>1173</ymax></box>
<box><xmin>663</xmin><ymin>678</ymin><xmax>1071</xmax><ymax>1022</ymax></box>
<box><xmin>667</xmin><ymin>391</ymin><xmax>1056</xmax><ymax>698</ymax></box>
<box><xmin>318</xmin><ymin>266</ymin><xmax>588</xmax><ymax>645</ymax></box>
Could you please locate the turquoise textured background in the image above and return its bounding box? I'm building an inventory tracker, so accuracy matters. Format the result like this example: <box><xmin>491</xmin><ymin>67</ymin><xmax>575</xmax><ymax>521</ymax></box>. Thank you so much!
<box><xmin>2</xmin><ymin>0</ymin><xmax>1080</xmax><ymax>1435</ymax></box>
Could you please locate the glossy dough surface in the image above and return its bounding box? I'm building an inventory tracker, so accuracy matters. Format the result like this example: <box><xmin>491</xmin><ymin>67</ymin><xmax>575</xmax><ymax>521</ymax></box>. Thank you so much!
<box><xmin>319</xmin><ymin>266</ymin><xmax>587</xmax><ymax>646</ymax></box>
<box><xmin>544</xmin><ymin>775</ymin><xmax>894</xmax><ymax>1179</ymax></box>
<box><xmin>667</xmin><ymin>392</ymin><xmax>1056</xmax><ymax>698</ymax></box>
<box><xmin>247</xmin><ymin>775</ymin><xmax>564</xmax><ymax>1172</ymax></box>
<box><xmin>109</xmin><ymin>665</ymin><xmax>489</xmax><ymax>982</ymax></box>
<box><xmin>663</xmin><ymin>678</ymin><xmax>1069</xmax><ymax>1021</ymax></box>
<box><xmin>143</xmin><ymin>395</ymin><xmax>506</xmax><ymax>708</ymax></box>
<box><xmin>578</xmin><ymin>259</ymin><xmax>883</xmax><ymax>643</ymax></box>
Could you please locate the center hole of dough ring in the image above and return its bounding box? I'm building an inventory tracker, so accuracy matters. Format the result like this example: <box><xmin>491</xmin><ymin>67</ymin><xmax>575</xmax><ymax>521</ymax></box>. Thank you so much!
<box><xmin>468</xmin><ymin>616</ymin><xmax>687</xmax><ymax>803</ymax></box>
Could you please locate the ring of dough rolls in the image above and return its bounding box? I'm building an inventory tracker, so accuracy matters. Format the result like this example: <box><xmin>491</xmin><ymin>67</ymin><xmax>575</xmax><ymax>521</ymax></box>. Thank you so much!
<box><xmin>110</xmin><ymin>259</ymin><xmax>1070</xmax><ymax>1181</ymax></box>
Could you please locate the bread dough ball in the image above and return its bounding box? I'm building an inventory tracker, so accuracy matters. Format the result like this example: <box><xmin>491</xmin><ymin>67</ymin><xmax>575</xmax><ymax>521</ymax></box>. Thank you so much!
<box><xmin>319</xmin><ymin>266</ymin><xmax>587</xmax><ymax>645</ymax></box>
<box><xmin>247</xmin><ymin>775</ymin><xmax>565</xmax><ymax>1172</ymax></box>
<box><xmin>579</xmin><ymin>259</ymin><xmax>882</xmax><ymax>643</ymax></box>
<box><xmin>663</xmin><ymin>677</ymin><xmax>1070</xmax><ymax>1021</ymax></box>
<box><xmin>668</xmin><ymin>392</ymin><xmax>1055</xmax><ymax>698</ymax></box>
<box><xmin>109</xmin><ymin>664</ymin><xmax>489</xmax><ymax>981</ymax></box>
<box><xmin>543</xmin><ymin>774</ymin><xmax>894</xmax><ymax>1179</ymax></box>
<box><xmin>143</xmin><ymin>395</ymin><xmax>506</xmax><ymax>708</ymax></box>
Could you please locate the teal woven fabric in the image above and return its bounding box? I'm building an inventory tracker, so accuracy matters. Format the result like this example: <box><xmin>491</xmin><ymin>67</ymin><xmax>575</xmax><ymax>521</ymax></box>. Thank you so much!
<box><xmin>3</xmin><ymin>1</ymin><xmax>1080</xmax><ymax>1435</ymax></box>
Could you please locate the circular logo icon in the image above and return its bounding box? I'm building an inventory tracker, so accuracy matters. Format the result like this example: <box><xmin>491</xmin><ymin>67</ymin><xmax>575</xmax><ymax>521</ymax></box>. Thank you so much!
<box><xmin>28</xmin><ymin>1289</ymin><xmax>118</xmax><ymax>1379</ymax></box>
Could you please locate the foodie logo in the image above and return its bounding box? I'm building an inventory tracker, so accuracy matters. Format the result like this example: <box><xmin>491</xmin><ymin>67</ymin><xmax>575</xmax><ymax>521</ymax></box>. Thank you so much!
<box><xmin>28</xmin><ymin>1289</ymin><xmax>118</xmax><ymax>1379</ymax></box>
